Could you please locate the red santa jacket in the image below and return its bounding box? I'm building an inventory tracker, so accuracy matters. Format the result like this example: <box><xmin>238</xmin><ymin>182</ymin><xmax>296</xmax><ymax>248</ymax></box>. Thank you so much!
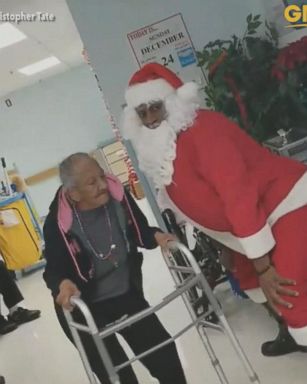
<box><xmin>160</xmin><ymin>110</ymin><xmax>307</xmax><ymax>261</ymax></box>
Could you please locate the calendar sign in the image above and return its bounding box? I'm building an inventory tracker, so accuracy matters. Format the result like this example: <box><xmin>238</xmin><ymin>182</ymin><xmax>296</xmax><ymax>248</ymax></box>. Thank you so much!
<box><xmin>127</xmin><ymin>13</ymin><xmax>205</xmax><ymax>85</ymax></box>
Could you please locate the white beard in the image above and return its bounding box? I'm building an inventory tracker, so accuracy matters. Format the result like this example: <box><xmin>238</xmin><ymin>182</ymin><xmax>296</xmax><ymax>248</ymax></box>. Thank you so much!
<box><xmin>135</xmin><ymin>121</ymin><xmax>177</xmax><ymax>188</ymax></box>
<box><xmin>123</xmin><ymin>94</ymin><xmax>199</xmax><ymax>188</ymax></box>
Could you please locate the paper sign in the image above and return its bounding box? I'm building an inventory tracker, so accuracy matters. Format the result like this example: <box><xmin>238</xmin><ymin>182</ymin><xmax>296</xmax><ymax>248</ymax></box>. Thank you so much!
<box><xmin>127</xmin><ymin>13</ymin><xmax>205</xmax><ymax>85</ymax></box>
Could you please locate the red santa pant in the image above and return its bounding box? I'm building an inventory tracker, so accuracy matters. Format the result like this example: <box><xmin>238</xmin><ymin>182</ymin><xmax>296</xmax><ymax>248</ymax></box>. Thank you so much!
<box><xmin>233</xmin><ymin>204</ymin><xmax>307</xmax><ymax>346</ymax></box>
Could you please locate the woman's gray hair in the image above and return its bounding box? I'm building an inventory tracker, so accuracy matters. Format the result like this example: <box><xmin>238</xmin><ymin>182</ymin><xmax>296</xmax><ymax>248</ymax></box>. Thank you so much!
<box><xmin>59</xmin><ymin>152</ymin><xmax>92</xmax><ymax>188</ymax></box>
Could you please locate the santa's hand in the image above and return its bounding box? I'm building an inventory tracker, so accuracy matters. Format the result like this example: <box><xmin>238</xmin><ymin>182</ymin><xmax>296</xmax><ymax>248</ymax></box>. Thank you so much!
<box><xmin>154</xmin><ymin>231</ymin><xmax>176</xmax><ymax>250</ymax></box>
<box><xmin>258</xmin><ymin>266</ymin><xmax>298</xmax><ymax>316</ymax></box>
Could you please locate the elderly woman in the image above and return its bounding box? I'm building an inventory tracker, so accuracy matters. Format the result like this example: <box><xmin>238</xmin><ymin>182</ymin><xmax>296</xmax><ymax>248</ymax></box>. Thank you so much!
<box><xmin>43</xmin><ymin>152</ymin><xmax>186</xmax><ymax>384</ymax></box>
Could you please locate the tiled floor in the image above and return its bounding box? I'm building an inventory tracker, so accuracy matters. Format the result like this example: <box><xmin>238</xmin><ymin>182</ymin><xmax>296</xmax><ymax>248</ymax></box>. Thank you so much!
<box><xmin>0</xmin><ymin>199</ymin><xmax>306</xmax><ymax>383</ymax></box>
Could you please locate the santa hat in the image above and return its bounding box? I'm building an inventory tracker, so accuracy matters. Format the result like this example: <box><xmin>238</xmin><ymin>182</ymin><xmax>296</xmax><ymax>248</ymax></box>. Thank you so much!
<box><xmin>125</xmin><ymin>62</ymin><xmax>199</xmax><ymax>108</ymax></box>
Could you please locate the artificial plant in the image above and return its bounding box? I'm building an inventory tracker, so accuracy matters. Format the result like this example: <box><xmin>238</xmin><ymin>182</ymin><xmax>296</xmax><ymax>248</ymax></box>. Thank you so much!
<box><xmin>197</xmin><ymin>14</ymin><xmax>307</xmax><ymax>142</ymax></box>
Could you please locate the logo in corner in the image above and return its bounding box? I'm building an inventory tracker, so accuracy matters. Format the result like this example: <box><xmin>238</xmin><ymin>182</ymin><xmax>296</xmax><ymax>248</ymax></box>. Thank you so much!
<box><xmin>284</xmin><ymin>4</ymin><xmax>307</xmax><ymax>28</ymax></box>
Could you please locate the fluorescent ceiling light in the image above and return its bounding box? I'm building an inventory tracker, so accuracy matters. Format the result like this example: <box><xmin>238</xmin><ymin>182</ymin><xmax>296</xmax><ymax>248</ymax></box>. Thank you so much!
<box><xmin>0</xmin><ymin>23</ymin><xmax>27</xmax><ymax>49</ymax></box>
<box><xmin>18</xmin><ymin>56</ymin><xmax>61</xmax><ymax>75</ymax></box>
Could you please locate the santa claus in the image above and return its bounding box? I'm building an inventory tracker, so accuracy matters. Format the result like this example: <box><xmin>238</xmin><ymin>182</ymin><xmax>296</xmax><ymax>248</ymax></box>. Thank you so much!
<box><xmin>122</xmin><ymin>62</ymin><xmax>307</xmax><ymax>357</ymax></box>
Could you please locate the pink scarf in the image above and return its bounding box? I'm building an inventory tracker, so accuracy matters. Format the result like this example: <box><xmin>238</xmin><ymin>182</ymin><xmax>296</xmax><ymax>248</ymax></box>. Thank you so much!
<box><xmin>57</xmin><ymin>173</ymin><xmax>124</xmax><ymax>233</ymax></box>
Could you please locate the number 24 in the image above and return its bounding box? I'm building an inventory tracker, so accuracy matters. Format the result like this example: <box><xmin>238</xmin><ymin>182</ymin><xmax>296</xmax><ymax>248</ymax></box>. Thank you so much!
<box><xmin>161</xmin><ymin>54</ymin><xmax>174</xmax><ymax>67</ymax></box>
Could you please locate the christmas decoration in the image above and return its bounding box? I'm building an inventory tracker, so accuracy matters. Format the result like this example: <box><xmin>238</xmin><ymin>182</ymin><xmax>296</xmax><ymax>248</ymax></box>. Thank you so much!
<box><xmin>197</xmin><ymin>15</ymin><xmax>307</xmax><ymax>142</ymax></box>
<box><xmin>82</xmin><ymin>49</ymin><xmax>143</xmax><ymax>199</ymax></box>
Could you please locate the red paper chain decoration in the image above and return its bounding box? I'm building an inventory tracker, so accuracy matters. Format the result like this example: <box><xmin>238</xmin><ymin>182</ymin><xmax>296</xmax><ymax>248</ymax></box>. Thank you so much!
<box><xmin>82</xmin><ymin>48</ymin><xmax>139</xmax><ymax>191</ymax></box>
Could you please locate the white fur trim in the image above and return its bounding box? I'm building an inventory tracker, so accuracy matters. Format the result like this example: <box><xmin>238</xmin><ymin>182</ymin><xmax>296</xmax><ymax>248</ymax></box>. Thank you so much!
<box><xmin>244</xmin><ymin>288</ymin><xmax>267</xmax><ymax>303</ymax></box>
<box><xmin>125</xmin><ymin>78</ymin><xmax>175</xmax><ymax>108</ymax></box>
<box><xmin>268</xmin><ymin>171</ymin><xmax>307</xmax><ymax>226</ymax></box>
<box><xmin>159</xmin><ymin>188</ymin><xmax>275</xmax><ymax>259</ymax></box>
<box><xmin>288</xmin><ymin>326</ymin><xmax>307</xmax><ymax>346</ymax></box>
<box><xmin>159</xmin><ymin>171</ymin><xmax>307</xmax><ymax>259</ymax></box>
<box><xmin>177</xmin><ymin>82</ymin><xmax>199</xmax><ymax>103</ymax></box>
<box><xmin>237</xmin><ymin>224</ymin><xmax>275</xmax><ymax>259</ymax></box>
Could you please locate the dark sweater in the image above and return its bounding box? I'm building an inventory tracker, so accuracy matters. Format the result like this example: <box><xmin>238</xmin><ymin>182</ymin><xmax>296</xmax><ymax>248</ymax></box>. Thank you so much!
<box><xmin>43</xmin><ymin>189</ymin><xmax>161</xmax><ymax>301</ymax></box>
<box><xmin>70</xmin><ymin>200</ymin><xmax>130</xmax><ymax>302</ymax></box>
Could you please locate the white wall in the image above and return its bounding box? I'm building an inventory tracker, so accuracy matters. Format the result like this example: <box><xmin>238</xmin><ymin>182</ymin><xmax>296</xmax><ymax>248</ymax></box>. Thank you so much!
<box><xmin>67</xmin><ymin>0</ymin><xmax>265</xmax><ymax>121</ymax></box>
<box><xmin>0</xmin><ymin>64</ymin><xmax>114</xmax><ymax>216</ymax></box>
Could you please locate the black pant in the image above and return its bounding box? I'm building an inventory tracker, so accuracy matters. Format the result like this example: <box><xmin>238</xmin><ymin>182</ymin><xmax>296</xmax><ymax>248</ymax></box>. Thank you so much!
<box><xmin>0</xmin><ymin>261</ymin><xmax>23</xmax><ymax>310</ymax></box>
<box><xmin>56</xmin><ymin>290</ymin><xmax>187</xmax><ymax>384</ymax></box>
